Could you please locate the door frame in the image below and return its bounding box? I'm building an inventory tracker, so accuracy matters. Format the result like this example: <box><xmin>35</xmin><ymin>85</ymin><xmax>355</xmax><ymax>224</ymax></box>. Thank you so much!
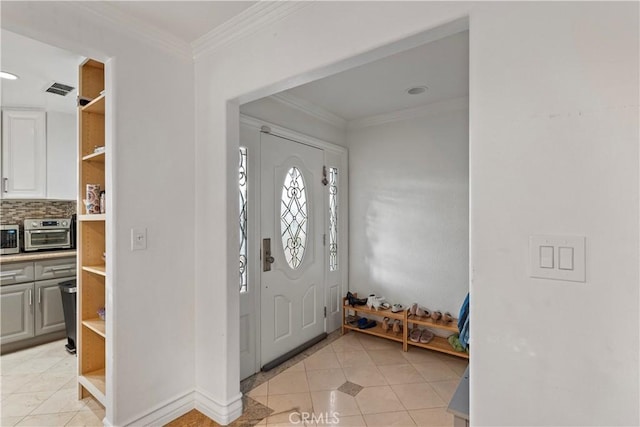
<box><xmin>239</xmin><ymin>114</ymin><xmax>348</xmax><ymax>376</ymax></box>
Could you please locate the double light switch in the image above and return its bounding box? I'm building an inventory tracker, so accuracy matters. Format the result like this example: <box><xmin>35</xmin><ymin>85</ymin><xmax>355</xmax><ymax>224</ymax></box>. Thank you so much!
<box><xmin>530</xmin><ymin>235</ymin><xmax>585</xmax><ymax>282</ymax></box>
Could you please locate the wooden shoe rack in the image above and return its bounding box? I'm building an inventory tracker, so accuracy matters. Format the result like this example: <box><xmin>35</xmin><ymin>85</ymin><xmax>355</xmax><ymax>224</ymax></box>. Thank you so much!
<box><xmin>342</xmin><ymin>296</ymin><xmax>469</xmax><ymax>359</ymax></box>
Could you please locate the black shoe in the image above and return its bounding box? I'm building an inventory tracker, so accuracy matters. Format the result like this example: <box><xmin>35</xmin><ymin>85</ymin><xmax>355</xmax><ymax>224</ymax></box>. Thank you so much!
<box><xmin>346</xmin><ymin>291</ymin><xmax>368</xmax><ymax>307</ymax></box>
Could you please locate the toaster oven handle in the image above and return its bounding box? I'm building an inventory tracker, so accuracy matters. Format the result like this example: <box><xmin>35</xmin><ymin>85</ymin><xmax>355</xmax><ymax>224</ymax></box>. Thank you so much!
<box><xmin>3</xmin><ymin>178</ymin><xmax>7</xmax><ymax>193</ymax></box>
<box><xmin>28</xmin><ymin>230</ymin><xmax>67</xmax><ymax>233</ymax></box>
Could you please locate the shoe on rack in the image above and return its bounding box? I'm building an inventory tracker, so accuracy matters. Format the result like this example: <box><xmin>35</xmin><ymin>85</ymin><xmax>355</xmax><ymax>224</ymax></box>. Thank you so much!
<box><xmin>381</xmin><ymin>317</ymin><xmax>391</xmax><ymax>332</ymax></box>
<box><xmin>419</xmin><ymin>329</ymin><xmax>434</xmax><ymax>344</ymax></box>
<box><xmin>359</xmin><ymin>319</ymin><xmax>377</xmax><ymax>330</ymax></box>
<box><xmin>391</xmin><ymin>303</ymin><xmax>404</xmax><ymax>313</ymax></box>
<box><xmin>346</xmin><ymin>314</ymin><xmax>360</xmax><ymax>327</ymax></box>
<box><xmin>416</xmin><ymin>306</ymin><xmax>430</xmax><ymax>318</ymax></box>
<box><xmin>346</xmin><ymin>291</ymin><xmax>368</xmax><ymax>307</ymax></box>
<box><xmin>409</xmin><ymin>303</ymin><xmax>418</xmax><ymax>316</ymax></box>
<box><xmin>392</xmin><ymin>319</ymin><xmax>402</xmax><ymax>334</ymax></box>
<box><xmin>409</xmin><ymin>328</ymin><xmax>421</xmax><ymax>343</ymax></box>
<box><xmin>367</xmin><ymin>294</ymin><xmax>386</xmax><ymax>310</ymax></box>
<box><xmin>357</xmin><ymin>317</ymin><xmax>369</xmax><ymax>328</ymax></box>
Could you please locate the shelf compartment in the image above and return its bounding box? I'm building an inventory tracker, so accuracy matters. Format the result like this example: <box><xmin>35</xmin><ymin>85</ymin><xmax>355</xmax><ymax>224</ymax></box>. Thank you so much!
<box><xmin>343</xmin><ymin>323</ymin><xmax>404</xmax><ymax>343</ymax></box>
<box><xmin>80</xmin><ymin>59</ymin><xmax>104</xmax><ymax>100</ymax></box>
<box><xmin>80</xmin><ymin>221</ymin><xmax>105</xmax><ymax>267</ymax></box>
<box><xmin>82</xmin><ymin>94</ymin><xmax>105</xmax><ymax>114</ymax></box>
<box><xmin>79</xmin><ymin>370</ymin><xmax>106</xmax><ymax>406</ymax></box>
<box><xmin>82</xmin><ymin>319</ymin><xmax>106</xmax><ymax>338</ymax></box>
<box><xmin>81</xmin><ymin>271</ymin><xmax>105</xmax><ymax>321</ymax></box>
<box><xmin>80</xmin><ymin>326</ymin><xmax>105</xmax><ymax>375</ymax></box>
<box><xmin>78</xmin><ymin>214</ymin><xmax>106</xmax><ymax>222</ymax></box>
<box><xmin>82</xmin><ymin>151</ymin><xmax>105</xmax><ymax>162</ymax></box>
<box><xmin>407</xmin><ymin>336</ymin><xmax>469</xmax><ymax>359</ymax></box>
<box><xmin>407</xmin><ymin>314</ymin><xmax>460</xmax><ymax>333</ymax></box>
<box><xmin>82</xmin><ymin>265</ymin><xmax>106</xmax><ymax>277</ymax></box>
<box><xmin>80</xmin><ymin>109</ymin><xmax>105</xmax><ymax>158</ymax></box>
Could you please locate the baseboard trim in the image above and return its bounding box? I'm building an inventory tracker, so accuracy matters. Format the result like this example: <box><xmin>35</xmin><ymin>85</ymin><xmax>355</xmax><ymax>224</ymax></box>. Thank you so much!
<box><xmin>195</xmin><ymin>389</ymin><xmax>243</xmax><ymax>425</ymax></box>
<box><xmin>122</xmin><ymin>390</ymin><xmax>195</xmax><ymax>427</ymax></box>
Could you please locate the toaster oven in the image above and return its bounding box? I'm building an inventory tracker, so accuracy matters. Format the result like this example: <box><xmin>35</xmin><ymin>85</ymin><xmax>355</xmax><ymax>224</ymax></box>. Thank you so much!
<box><xmin>24</xmin><ymin>218</ymin><xmax>71</xmax><ymax>252</ymax></box>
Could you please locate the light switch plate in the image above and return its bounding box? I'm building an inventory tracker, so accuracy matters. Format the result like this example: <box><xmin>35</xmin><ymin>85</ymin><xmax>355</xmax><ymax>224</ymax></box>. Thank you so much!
<box><xmin>530</xmin><ymin>235</ymin><xmax>585</xmax><ymax>282</ymax></box>
<box><xmin>131</xmin><ymin>228</ymin><xmax>147</xmax><ymax>251</ymax></box>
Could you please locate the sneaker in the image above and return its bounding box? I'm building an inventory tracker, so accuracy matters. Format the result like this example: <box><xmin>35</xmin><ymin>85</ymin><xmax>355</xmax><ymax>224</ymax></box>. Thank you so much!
<box><xmin>391</xmin><ymin>303</ymin><xmax>404</xmax><ymax>313</ymax></box>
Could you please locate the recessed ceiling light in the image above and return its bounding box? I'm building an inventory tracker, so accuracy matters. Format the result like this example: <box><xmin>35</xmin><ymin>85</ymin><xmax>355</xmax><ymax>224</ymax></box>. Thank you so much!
<box><xmin>406</xmin><ymin>86</ymin><xmax>427</xmax><ymax>95</ymax></box>
<box><xmin>0</xmin><ymin>71</ymin><xmax>19</xmax><ymax>80</ymax></box>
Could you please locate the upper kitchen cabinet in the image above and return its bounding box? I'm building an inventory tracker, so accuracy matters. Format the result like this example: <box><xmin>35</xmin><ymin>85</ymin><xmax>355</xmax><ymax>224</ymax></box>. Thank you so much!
<box><xmin>1</xmin><ymin>109</ymin><xmax>47</xmax><ymax>199</ymax></box>
<box><xmin>1</xmin><ymin>109</ymin><xmax>77</xmax><ymax>200</ymax></box>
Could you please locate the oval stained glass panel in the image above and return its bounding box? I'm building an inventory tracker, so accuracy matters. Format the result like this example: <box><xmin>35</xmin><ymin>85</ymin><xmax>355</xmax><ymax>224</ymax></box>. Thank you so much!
<box><xmin>281</xmin><ymin>167</ymin><xmax>308</xmax><ymax>269</ymax></box>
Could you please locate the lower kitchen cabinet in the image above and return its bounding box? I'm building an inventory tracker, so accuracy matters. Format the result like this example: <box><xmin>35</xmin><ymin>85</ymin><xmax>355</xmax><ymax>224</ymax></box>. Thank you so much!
<box><xmin>0</xmin><ymin>256</ymin><xmax>75</xmax><ymax>348</ymax></box>
<box><xmin>0</xmin><ymin>282</ymin><xmax>34</xmax><ymax>344</ymax></box>
<box><xmin>0</xmin><ymin>280</ymin><xmax>66</xmax><ymax>345</ymax></box>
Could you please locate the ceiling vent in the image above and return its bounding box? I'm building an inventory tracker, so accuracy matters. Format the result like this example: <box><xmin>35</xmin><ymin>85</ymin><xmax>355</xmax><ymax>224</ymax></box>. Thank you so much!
<box><xmin>45</xmin><ymin>82</ymin><xmax>75</xmax><ymax>96</ymax></box>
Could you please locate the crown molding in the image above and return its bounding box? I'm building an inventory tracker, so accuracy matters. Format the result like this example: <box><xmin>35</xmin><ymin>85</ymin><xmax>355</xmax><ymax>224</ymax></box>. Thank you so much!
<box><xmin>269</xmin><ymin>92</ymin><xmax>347</xmax><ymax>130</ymax></box>
<box><xmin>70</xmin><ymin>2</ymin><xmax>192</xmax><ymax>61</ymax></box>
<box><xmin>192</xmin><ymin>1</ymin><xmax>312</xmax><ymax>59</ymax></box>
<box><xmin>347</xmin><ymin>96</ymin><xmax>469</xmax><ymax>131</ymax></box>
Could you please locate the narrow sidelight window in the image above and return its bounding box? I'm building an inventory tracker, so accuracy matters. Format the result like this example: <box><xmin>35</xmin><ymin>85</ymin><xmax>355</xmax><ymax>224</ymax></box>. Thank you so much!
<box><xmin>329</xmin><ymin>167</ymin><xmax>338</xmax><ymax>271</ymax></box>
<box><xmin>239</xmin><ymin>147</ymin><xmax>248</xmax><ymax>293</ymax></box>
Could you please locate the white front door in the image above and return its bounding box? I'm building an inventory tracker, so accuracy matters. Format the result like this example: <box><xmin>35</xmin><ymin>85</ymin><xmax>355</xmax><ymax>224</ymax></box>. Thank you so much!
<box><xmin>260</xmin><ymin>132</ymin><xmax>325</xmax><ymax>366</ymax></box>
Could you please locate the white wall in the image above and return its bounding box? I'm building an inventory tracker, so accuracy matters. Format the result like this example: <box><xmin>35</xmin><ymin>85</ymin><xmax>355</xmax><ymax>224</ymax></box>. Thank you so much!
<box><xmin>195</xmin><ymin>2</ymin><xmax>638</xmax><ymax>426</ymax></box>
<box><xmin>1</xmin><ymin>4</ymin><xmax>196</xmax><ymax>426</ymax></box>
<box><xmin>46</xmin><ymin>111</ymin><xmax>76</xmax><ymax>200</ymax></box>
<box><xmin>470</xmin><ymin>3</ymin><xmax>639</xmax><ymax>425</ymax></box>
<box><xmin>347</xmin><ymin>101</ymin><xmax>469</xmax><ymax>315</ymax></box>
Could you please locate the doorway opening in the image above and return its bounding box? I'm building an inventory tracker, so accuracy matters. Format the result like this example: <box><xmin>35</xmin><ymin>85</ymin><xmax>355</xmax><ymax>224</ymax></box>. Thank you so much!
<box><xmin>236</xmin><ymin>19</ymin><xmax>470</xmax><ymax>381</ymax></box>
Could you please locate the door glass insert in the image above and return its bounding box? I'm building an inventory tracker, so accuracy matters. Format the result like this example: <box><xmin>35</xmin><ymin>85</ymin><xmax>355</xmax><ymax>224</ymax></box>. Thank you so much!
<box><xmin>239</xmin><ymin>147</ymin><xmax>248</xmax><ymax>293</ymax></box>
<box><xmin>329</xmin><ymin>167</ymin><xmax>338</xmax><ymax>271</ymax></box>
<box><xmin>281</xmin><ymin>167</ymin><xmax>308</xmax><ymax>269</ymax></box>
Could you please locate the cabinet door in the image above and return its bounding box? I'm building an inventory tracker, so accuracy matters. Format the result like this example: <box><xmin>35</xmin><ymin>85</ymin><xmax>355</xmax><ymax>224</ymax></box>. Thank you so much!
<box><xmin>0</xmin><ymin>282</ymin><xmax>35</xmax><ymax>344</ymax></box>
<box><xmin>46</xmin><ymin>112</ymin><xmax>77</xmax><ymax>200</ymax></box>
<box><xmin>35</xmin><ymin>279</ymin><xmax>66</xmax><ymax>336</ymax></box>
<box><xmin>1</xmin><ymin>110</ymin><xmax>47</xmax><ymax>199</ymax></box>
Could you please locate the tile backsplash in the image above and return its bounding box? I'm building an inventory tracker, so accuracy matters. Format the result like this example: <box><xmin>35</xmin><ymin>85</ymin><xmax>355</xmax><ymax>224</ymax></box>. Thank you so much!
<box><xmin>1</xmin><ymin>200</ymin><xmax>77</xmax><ymax>225</ymax></box>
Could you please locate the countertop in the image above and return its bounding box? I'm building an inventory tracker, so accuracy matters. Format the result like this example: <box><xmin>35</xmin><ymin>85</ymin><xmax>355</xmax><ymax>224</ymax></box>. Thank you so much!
<box><xmin>447</xmin><ymin>365</ymin><xmax>469</xmax><ymax>420</ymax></box>
<box><xmin>0</xmin><ymin>250</ymin><xmax>77</xmax><ymax>263</ymax></box>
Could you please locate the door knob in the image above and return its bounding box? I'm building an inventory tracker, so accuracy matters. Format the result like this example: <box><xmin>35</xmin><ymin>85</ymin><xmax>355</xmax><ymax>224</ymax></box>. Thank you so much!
<box><xmin>266</xmin><ymin>256</ymin><xmax>275</xmax><ymax>264</ymax></box>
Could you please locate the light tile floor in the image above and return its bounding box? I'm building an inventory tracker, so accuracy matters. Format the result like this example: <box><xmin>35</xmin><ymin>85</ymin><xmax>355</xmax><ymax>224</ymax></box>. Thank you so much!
<box><xmin>2</xmin><ymin>333</ymin><xmax>467</xmax><ymax>427</ymax></box>
<box><xmin>0</xmin><ymin>340</ymin><xmax>104</xmax><ymax>427</ymax></box>
<box><xmin>246</xmin><ymin>332</ymin><xmax>468</xmax><ymax>426</ymax></box>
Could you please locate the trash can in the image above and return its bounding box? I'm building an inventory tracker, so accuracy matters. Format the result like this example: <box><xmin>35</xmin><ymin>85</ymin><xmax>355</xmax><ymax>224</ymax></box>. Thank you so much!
<box><xmin>59</xmin><ymin>279</ymin><xmax>77</xmax><ymax>354</ymax></box>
